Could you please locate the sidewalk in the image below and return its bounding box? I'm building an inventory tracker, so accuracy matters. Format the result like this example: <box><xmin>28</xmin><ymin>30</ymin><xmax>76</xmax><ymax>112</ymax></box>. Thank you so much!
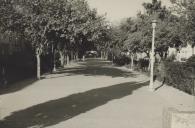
<box><xmin>45</xmin><ymin>81</ymin><xmax>195</xmax><ymax>128</ymax></box>
<box><xmin>116</xmin><ymin>65</ymin><xmax>195</xmax><ymax>111</ymax></box>
<box><xmin>0</xmin><ymin>59</ymin><xmax>194</xmax><ymax>128</ymax></box>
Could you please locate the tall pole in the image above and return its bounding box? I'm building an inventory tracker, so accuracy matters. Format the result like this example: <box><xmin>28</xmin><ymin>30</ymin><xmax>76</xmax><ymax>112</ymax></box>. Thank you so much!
<box><xmin>149</xmin><ymin>20</ymin><xmax>157</xmax><ymax>91</ymax></box>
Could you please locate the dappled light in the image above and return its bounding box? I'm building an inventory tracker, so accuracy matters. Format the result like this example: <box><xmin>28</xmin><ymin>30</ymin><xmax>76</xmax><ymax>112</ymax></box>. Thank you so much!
<box><xmin>50</xmin><ymin>59</ymin><xmax>136</xmax><ymax>78</ymax></box>
<box><xmin>1</xmin><ymin>0</ymin><xmax>195</xmax><ymax>128</ymax></box>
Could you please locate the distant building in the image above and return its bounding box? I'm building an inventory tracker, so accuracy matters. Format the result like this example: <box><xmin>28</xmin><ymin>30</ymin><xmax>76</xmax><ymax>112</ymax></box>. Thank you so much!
<box><xmin>168</xmin><ymin>44</ymin><xmax>195</xmax><ymax>61</ymax></box>
<box><xmin>136</xmin><ymin>52</ymin><xmax>147</xmax><ymax>60</ymax></box>
<box><xmin>178</xmin><ymin>44</ymin><xmax>195</xmax><ymax>61</ymax></box>
<box><xmin>168</xmin><ymin>47</ymin><xmax>177</xmax><ymax>57</ymax></box>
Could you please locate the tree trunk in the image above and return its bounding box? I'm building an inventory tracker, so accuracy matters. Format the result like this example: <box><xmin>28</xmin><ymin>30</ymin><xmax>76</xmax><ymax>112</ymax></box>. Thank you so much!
<box><xmin>63</xmin><ymin>54</ymin><xmax>67</xmax><ymax>67</ymax></box>
<box><xmin>74</xmin><ymin>54</ymin><xmax>76</xmax><ymax>61</ymax></box>
<box><xmin>103</xmin><ymin>51</ymin><xmax>106</xmax><ymax>60</ymax></box>
<box><xmin>131</xmin><ymin>54</ymin><xmax>134</xmax><ymax>70</ymax></box>
<box><xmin>53</xmin><ymin>49</ymin><xmax>56</xmax><ymax>72</ymax></box>
<box><xmin>101</xmin><ymin>51</ymin><xmax>103</xmax><ymax>59</ymax></box>
<box><xmin>59</xmin><ymin>51</ymin><xmax>64</xmax><ymax>67</ymax></box>
<box><xmin>1</xmin><ymin>66</ymin><xmax>7</xmax><ymax>86</ymax></box>
<box><xmin>192</xmin><ymin>46</ymin><xmax>194</xmax><ymax>55</ymax></box>
<box><xmin>67</xmin><ymin>54</ymin><xmax>70</xmax><ymax>65</ymax></box>
<box><xmin>112</xmin><ymin>53</ymin><xmax>114</xmax><ymax>65</ymax></box>
<box><xmin>105</xmin><ymin>52</ymin><xmax>108</xmax><ymax>60</ymax></box>
<box><xmin>36</xmin><ymin>54</ymin><xmax>41</xmax><ymax>79</ymax></box>
<box><xmin>70</xmin><ymin>51</ymin><xmax>74</xmax><ymax>62</ymax></box>
<box><xmin>82</xmin><ymin>55</ymin><xmax>85</xmax><ymax>61</ymax></box>
<box><xmin>76</xmin><ymin>52</ymin><xmax>79</xmax><ymax>61</ymax></box>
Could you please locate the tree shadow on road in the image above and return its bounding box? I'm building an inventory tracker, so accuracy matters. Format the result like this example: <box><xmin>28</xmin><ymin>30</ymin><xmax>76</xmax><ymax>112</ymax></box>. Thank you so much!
<box><xmin>52</xmin><ymin>66</ymin><xmax>136</xmax><ymax>78</ymax></box>
<box><xmin>49</xmin><ymin>59</ymin><xmax>136</xmax><ymax>78</ymax></box>
<box><xmin>0</xmin><ymin>81</ymin><xmax>149</xmax><ymax>128</ymax></box>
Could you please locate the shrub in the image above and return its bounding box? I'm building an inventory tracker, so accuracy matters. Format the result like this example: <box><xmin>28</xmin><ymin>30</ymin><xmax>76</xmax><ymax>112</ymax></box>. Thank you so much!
<box><xmin>162</xmin><ymin>61</ymin><xmax>194</xmax><ymax>95</ymax></box>
<box><xmin>155</xmin><ymin>62</ymin><xmax>165</xmax><ymax>81</ymax></box>
<box><xmin>113</xmin><ymin>55</ymin><xmax>130</xmax><ymax>66</ymax></box>
<box><xmin>137</xmin><ymin>58</ymin><xmax>150</xmax><ymax>72</ymax></box>
<box><xmin>166</xmin><ymin>53</ymin><xmax>176</xmax><ymax>62</ymax></box>
<box><xmin>186</xmin><ymin>55</ymin><xmax>195</xmax><ymax>67</ymax></box>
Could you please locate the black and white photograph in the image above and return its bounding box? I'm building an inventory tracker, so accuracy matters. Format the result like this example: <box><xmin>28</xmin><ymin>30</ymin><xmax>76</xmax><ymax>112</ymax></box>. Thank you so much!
<box><xmin>0</xmin><ymin>0</ymin><xmax>195</xmax><ymax>128</ymax></box>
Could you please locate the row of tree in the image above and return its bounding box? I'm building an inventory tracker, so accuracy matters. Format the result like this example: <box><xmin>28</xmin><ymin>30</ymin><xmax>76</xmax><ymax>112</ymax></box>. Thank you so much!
<box><xmin>109</xmin><ymin>0</ymin><xmax>195</xmax><ymax>68</ymax></box>
<box><xmin>1</xmin><ymin>0</ymin><xmax>195</xmax><ymax>82</ymax></box>
<box><xmin>0</xmin><ymin>0</ymin><xmax>111</xmax><ymax>79</ymax></box>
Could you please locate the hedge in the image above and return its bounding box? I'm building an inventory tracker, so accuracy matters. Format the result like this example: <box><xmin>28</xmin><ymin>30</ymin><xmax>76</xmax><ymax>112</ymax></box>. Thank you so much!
<box><xmin>113</xmin><ymin>55</ymin><xmax>130</xmax><ymax>66</ymax></box>
<box><xmin>111</xmin><ymin>53</ymin><xmax>195</xmax><ymax>95</ymax></box>
<box><xmin>159</xmin><ymin>61</ymin><xmax>195</xmax><ymax>95</ymax></box>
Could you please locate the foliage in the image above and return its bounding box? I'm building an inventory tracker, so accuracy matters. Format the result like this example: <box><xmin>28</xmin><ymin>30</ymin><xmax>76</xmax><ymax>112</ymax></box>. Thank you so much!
<box><xmin>0</xmin><ymin>0</ymin><xmax>110</xmax><ymax>55</ymax></box>
<box><xmin>114</xmin><ymin>0</ymin><xmax>175</xmax><ymax>60</ymax></box>
<box><xmin>162</xmin><ymin>61</ymin><xmax>194</xmax><ymax>95</ymax></box>
<box><xmin>142</xmin><ymin>0</ymin><xmax>168</xmax><ymax>19</ymax></box>
<box><xmin>170</xmin><ymin>0</ymin><xmax>195</xmax><ymax>46</ymax></box>
<box><xmin>0</xmin><ymin>0</ymin><xmax>112</xmax><ymax>83</ymax></box>
<box><xmin>137</xmin><ymin>58</ymin><xmax>150</xmax><ymax>71</ymax></box>
<box><xmin>186</xmin><ymin>55</ymin><xmax>195</xmax><ymax>67</ymax></box>
<box><xmin>113</xmin><ymin>54</ymin><xmax>130</xmax><ymax>66</ymax></box>
<box><xmin>166</xmin><ymin>53</ymin><xmax>176</xmax><ymax>62</ymax></box>
<box><xmin>112</xmin><ymin>0</ymin><xmax>189</xmax><ymax>63</ymax></box>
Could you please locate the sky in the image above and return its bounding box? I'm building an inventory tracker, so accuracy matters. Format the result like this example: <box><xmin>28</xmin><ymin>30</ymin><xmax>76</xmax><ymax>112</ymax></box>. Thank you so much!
<box><xmin>87</xmin><ymin>0</ymin><xmax>172</xmax><ymax>24</ymax></box>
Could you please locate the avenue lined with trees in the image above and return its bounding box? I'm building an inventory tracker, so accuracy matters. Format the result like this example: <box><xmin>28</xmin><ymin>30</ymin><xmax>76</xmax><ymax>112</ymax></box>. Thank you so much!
<box><xmin>1</xmin><ymin>1</ymin><xmax>195</xmax><ymax>128</ymax></box>
<box><xmin>1</xmin><ymin>0</ymin><xmax>195</xmax><ymax>95</ymax></box>
<box><xmin>0</xmin><ymin>0</ymin><xmax>111</xmax><ymax>81</ymax></box>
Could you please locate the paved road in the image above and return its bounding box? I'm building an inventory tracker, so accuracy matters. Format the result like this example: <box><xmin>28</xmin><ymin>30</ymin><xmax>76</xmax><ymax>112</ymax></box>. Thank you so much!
<box><xmin>0</xmin><ymin>59</ymin><xmax>194</xmax><ymax>128</ymax></box>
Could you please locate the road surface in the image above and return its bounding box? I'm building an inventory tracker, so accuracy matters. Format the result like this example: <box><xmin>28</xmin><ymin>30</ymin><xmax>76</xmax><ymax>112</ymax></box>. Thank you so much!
<box><xmin>0</xmin><ymin>59</ymin><xmax>194</xmax><ymax>128</ymax></box>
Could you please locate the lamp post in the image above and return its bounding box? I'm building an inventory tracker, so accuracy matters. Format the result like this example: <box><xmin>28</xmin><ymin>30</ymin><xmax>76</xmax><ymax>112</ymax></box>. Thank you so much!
<box><xmin>149</xmin><ymin>20</ymin><xmax>157</xmax><ymax>91</ymax></box>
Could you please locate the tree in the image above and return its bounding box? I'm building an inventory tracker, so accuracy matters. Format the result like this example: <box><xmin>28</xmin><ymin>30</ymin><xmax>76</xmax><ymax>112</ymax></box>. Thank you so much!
<box><xmin>0</xmin><ymin>0</ymin><xmax>111</xmax><ymax>80</ymax></box>
<box><xmin>113</xmin><ymin>0</ymin><xmax>180</xmax><ymax>68</ymax></box>
<box><xmin>125</xmin><ymin>0</ymin><xmax>178</xmax><ymax>60</ymax></box>
<box><xmin>170</xmin><ymin>0</ymin><xmax>195</xmax><ymax>55</ymax></box>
